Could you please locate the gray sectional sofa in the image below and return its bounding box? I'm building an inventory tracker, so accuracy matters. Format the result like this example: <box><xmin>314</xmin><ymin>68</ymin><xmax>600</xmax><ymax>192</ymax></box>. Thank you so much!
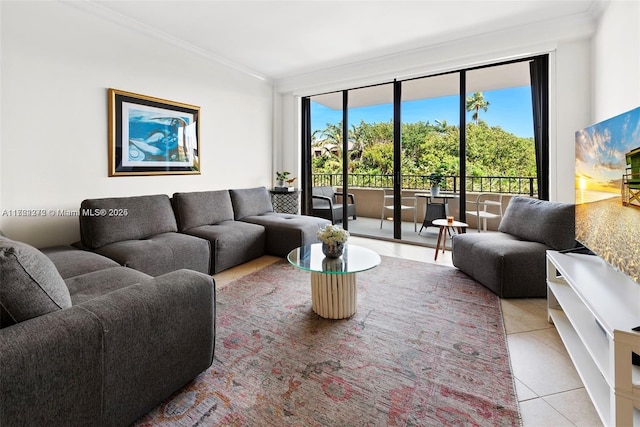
<box><xmin>452</xmin><ymin>196</ymin><xmax>575</xmax><ymax>298</ymax></box>
<box><xmin>78</xmin><ymin>187</ymin><xmax>330</xmax><ymax>275</ymax></box>
<box><xmin>0</xmin><ymin>237</ymin><xmax>216</xmax><ymax>426</ymax></box>
<box><xmin>1</xmin><ymin>186</ymin><xmax>328</xmax><ymax>426</ymax></box>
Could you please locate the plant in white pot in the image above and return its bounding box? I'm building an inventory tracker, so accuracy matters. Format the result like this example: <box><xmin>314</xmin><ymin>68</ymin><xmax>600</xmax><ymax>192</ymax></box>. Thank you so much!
<box><xmin>428</xmin><ymin>166</ymin><xmax>446</xmax><ymax>197</ymax></box>
<box><xmin>276</xmin><ymin>171</ymin><xmax>291</xmax><ymax>188</ymax></box>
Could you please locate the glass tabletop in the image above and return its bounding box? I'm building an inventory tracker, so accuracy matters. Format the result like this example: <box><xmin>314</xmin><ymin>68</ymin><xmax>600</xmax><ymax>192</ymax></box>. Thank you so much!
<box><xmin>287</xmin><ymin>243</ymin><xmax>381</xmax><ymax>274</ymax></box>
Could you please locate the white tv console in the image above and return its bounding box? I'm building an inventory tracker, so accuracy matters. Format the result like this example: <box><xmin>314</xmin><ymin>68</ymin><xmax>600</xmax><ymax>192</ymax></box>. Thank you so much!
<box><xmin>547</xmin><ymin>251</ymin><xmax>640</xmax><ymax>426</ymax></box>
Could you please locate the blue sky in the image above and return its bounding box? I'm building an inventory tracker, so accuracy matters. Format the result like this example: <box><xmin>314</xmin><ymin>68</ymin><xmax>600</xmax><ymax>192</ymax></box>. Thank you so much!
<box><xmin>311</xmin><ymin>86</ymin><xmax>534</xmax><ymax>138</ymax></box>
<box><xmin>575</xmin><ymin>105</ymin><xmax>640</xmax><ymax>196</ymax></box>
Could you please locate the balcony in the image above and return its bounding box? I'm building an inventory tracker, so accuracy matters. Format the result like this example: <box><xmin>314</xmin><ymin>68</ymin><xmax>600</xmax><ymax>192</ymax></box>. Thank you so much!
<box><xmin>309</xmin><ymin>173</ymin><xmax>536</xmax><ymax>247</ymax></box>
<box><xmin>312</xmin><ymin>173</ymin><xmax>537</xmax><ymax>196</ymax></box>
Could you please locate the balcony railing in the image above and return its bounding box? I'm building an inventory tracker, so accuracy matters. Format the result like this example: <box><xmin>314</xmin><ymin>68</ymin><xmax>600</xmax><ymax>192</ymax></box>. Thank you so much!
<box><xmin>312</xmin><ymin>173</ymin><xmax>537</xmax><ymax>196</ymax></box>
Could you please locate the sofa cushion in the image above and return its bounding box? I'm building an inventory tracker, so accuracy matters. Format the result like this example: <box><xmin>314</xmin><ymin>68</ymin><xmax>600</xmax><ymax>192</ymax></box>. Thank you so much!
<box><xmin>498</xmin><ymin>196</ymin><xmax>575</xmax><ymax>250</ymax></box>
<box><xmin>240</xmin><ymin>212</ymin><xmax>330</xmax><ymax>257</ymax></box>
<box><xmin>42</xmin><ymin>245</ymin><xmax>120</xmax><ymax>279</ymax></box>
<box><xmin>173</xmin><ymin>190</ymin><xmax>235</xmax><ymax>231</ymax></box>
<box><xmin>80</xmin><ymin>194</ymin><xmax>178</xmax><ymax>249</ymax></box>
<box><xmin>0</xmin><ymin>236</ymin><xmax>72</xmax><ymax>324</ymax></box>
<box><xmin>229</xmin><ymin>187</ymin><xmax>274</xmax><ymax>220</ymax></box>
<box><xmin>66</xmin><ymin>266</ymin><xmax>151</xmax><ymax>305</ymax></box>
<box><xmin>186</xmin><ymin>221</ymin><xmax>266</xmax><ymax>273</ymax></box>
<box><xmin>93</xmin><ymin>232</ymin><xmax>211</xmax><ymax>277</ymax></box>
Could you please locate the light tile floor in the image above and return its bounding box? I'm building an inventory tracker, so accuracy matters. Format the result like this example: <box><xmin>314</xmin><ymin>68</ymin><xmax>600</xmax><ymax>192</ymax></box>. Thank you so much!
<box><xmin>213</xmin><ymin>236</ymin><xmax>602</xmax><ymax>426</ymax></box>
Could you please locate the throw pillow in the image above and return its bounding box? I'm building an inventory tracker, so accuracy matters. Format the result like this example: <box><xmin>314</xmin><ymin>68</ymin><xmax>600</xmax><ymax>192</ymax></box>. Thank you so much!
<box><xmin>0</xmin><ymin>236</ymin><xmax>72</xmax><ymax>325</ymax></box>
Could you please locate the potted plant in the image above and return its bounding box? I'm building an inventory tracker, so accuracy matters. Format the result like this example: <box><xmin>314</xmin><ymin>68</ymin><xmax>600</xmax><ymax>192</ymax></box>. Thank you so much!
<box><xmin>276</xmin><ymin>171</ymin><xmax>291</xmax><ymax>188</ymax></box>
<box><xmin>428</xmin><ymin>166</ymin><xmax>446</xmax><ymax>197</ymax></box>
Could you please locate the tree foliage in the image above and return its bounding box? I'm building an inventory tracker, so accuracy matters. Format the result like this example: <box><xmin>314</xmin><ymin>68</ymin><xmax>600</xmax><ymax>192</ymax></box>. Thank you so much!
<box><xmin>312</xmin><ymin>119</ymin><xmax>536</xmax><ymax>179</ymax></box>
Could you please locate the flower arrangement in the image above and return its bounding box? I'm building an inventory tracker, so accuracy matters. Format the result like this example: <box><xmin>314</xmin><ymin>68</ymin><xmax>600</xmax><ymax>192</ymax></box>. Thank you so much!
<box><xmin>317</xmin><ymin>224</ymin><xmax>349</xmax><ymax>245</ymax></box>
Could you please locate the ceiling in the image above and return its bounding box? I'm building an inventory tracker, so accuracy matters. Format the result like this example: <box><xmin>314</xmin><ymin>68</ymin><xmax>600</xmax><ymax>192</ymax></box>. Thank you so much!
<box><xmin>83</xmin><ymin>0</ymin><xmax>604</xmax><ymax>82</ymax></box>
<box><xmin>314</xmin><ymin>60</ymin><xmax>532</xmax><ymax>108</ymax></box>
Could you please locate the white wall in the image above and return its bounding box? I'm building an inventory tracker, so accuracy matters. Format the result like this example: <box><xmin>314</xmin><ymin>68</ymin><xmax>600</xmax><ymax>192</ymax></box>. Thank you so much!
<box><xmin>592</xmin><ymin>0</ymin><xmax>640</xmax><ymax>122</ymax></box>
<box><xmin>274</xmin><ymin>13</ymin><xmax>595</xmax><ymax>204</ymax></box>
<box><xmin>553</xmin><ymin>40</ymin><xmax>592</xmax><ymax>203</ymax></box>
<box><xmin>0</xmin><ymin>1</ymin><xmax>273</xmax><ymax>247</ymax></box>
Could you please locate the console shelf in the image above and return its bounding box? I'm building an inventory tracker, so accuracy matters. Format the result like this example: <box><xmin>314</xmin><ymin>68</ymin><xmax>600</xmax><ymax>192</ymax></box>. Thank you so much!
<box><xmin>547</xmin><ymin>251</ymin><xmax>640</xmax><ymax>426</ymax></box>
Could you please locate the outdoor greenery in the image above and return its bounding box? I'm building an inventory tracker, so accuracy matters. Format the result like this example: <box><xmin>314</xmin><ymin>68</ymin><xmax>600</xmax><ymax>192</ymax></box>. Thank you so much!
<box><xmin>311</xmin><ymin>95</ymin><xmax>536</xmax><ymax>182</ymax></box>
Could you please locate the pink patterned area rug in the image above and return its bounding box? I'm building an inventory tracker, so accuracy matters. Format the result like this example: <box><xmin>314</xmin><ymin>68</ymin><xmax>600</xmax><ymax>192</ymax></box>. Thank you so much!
<box><xmin>136</xmin><ymin>256</ymin><xmax>521</xmax><ymax>426</ymax></box>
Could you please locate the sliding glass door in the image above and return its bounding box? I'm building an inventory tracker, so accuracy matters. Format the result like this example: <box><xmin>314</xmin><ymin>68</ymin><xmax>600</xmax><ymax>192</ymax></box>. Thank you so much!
<box><xmin>463</xmin><ymin>62</ymin><xmax>536</xmax><ymax>229</ymax></box>
<box><xmin>302</xmin><ymin>56</ymin><xmax>546</xmax><ymax>243</ymax></box>
<box><xmin>400</xmin><ymin>74</ymin><xmax>460</xmax><ymax>237</ymax></box>
<box><xmin>309</xmin><ymin>84</ymin><xmax>400</xmax><ymax>238</ymax></box>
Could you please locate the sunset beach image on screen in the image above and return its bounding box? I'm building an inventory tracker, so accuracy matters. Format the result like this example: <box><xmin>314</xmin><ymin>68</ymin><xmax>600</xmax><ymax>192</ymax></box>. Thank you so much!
<box><xmin>575</xmin><ymin>105</ymin><xmax>640</xmax><ymax>283</ymax></box>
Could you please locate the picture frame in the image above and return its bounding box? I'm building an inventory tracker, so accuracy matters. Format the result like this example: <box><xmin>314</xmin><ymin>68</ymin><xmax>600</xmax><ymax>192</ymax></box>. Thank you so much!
<box><xmin>108</xmin><ymin>88</ymin><xmax>200</xmax><ymax>176</ymax></box>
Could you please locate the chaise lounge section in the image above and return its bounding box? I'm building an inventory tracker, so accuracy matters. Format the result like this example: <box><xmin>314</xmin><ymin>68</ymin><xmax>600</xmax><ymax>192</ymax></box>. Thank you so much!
<box><xmin>230</xmin><ymin>186</ymin><xmax>331</xmax><ymax>257</ymax></box>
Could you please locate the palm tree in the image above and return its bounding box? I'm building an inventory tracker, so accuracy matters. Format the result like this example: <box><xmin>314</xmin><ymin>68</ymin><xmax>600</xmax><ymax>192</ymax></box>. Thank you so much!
<box><xmin>434</xmin><ymin>119</ymin><xmax>450</xmax><ymax>132</ymax></box>
<box><xmin>466</xmin><ymin>91</ymin><xmax>490</xmax><ymax>124</ymax></box>
<box><xmin>313</xmin><ymin>123</ymin><xmax>343</xmax><ymax>158</ymax></box>
<box><xmin>348</xmin><ymin>123</ymin><xmax>365</xmax><ymax>161</ymax></box>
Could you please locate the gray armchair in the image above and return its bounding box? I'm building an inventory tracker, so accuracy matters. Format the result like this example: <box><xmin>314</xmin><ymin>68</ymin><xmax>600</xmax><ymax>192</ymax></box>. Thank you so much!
<box><xmin>311</xmin><ymin>186</ymin><xmax>357</xmax><ymax>224</ymax></box>
<box><xmin>452</xmin><ymin>196</ymin><xmax>575</xmax><ymax>298</ymax></box>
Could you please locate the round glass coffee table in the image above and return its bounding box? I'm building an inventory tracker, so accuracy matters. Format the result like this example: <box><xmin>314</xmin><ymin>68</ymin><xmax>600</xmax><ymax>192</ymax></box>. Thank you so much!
<box><xmin>287</xmin><ymin>243</ymin><xmax>381</xmax><ymax>319</ymax></box>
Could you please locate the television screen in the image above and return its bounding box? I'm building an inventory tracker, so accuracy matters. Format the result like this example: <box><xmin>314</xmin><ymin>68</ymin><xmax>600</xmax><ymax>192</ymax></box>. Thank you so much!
<box><xmin>575</xmin><ymin>105</ymin><xmax>640</xmax><ymax>283</ymax></box>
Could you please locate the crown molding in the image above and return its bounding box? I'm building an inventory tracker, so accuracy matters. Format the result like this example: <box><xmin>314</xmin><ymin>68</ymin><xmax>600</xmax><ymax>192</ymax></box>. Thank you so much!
<box><xmin>61</xmin><ymin>0</ymin><xmax>271</xmax><ymax>83</ymax></box>
<box><xmin>275</xmin><ymin>9</ymin><xmax>598</xmax><ymax>95</ymax></box>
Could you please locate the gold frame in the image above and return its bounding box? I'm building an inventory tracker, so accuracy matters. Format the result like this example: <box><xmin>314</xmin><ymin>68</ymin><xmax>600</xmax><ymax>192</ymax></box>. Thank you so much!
<box><xmin>108</xmin><ymin>88</ymin><xmax>200</xmax><ymax>176</ymax></box>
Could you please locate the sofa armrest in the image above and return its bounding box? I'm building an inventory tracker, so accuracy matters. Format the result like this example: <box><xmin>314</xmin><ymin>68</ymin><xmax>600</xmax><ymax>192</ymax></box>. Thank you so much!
<box><xmin>79</xmin><ymin>269</ymin><xmax>215</xmax><ymax>425</ymax></box>
<box><xmin>334</xmin><ymin>192</ymin><xmax>355</xmax><ymax>203</ymax></box>
<box><xmin>0</xmin><ymin>306</ymin><xmax>105</xmax><ymax>426</ymax></box>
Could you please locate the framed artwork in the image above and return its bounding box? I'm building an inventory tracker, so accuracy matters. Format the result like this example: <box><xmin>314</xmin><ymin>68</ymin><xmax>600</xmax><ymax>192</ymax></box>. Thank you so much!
<box><xmin>108</xmin><ymin>88</ymin><xmax>200</xmax><ymax>176</ymax></box>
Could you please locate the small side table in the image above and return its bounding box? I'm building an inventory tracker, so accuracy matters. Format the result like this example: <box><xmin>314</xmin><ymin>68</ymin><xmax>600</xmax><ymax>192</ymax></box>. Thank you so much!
<box><xmin>432</xmin><ymin>219</ymin><xmax>468</xmax><ymax>260</ymax></box>
<box><xmin>270</xmin><ymin>189</ymin><xmax>300</xmax><ymax>214</ymax></box>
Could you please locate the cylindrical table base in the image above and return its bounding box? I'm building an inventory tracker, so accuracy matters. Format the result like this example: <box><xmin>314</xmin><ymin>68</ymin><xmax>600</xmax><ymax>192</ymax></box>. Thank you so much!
<box><xmin>310</xmin><ymin>272</ymin><xmax>357</xmax><ymax>319</ymax></box>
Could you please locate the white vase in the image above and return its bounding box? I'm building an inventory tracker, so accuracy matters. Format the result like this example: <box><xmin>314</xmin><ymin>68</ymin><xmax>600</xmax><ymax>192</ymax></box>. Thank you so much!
<box><xmin>430</xmin><ymin>186</ymin><xmax>440</xmax><ymax>197</ymax></box>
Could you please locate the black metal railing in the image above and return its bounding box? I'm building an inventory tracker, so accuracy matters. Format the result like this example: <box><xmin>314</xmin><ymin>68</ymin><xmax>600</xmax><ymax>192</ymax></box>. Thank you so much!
<box><xmin>312</xmin><ymin>173</ymin><xmax>537</xmax><ymax>196</ymax></box>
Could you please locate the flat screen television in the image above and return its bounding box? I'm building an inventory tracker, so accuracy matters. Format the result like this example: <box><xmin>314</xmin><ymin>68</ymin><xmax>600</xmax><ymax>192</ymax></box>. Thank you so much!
<box><xmin>575</xmin><ymin>105</ymin><xmax>640</xmax><ymax>284</ymax></box>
